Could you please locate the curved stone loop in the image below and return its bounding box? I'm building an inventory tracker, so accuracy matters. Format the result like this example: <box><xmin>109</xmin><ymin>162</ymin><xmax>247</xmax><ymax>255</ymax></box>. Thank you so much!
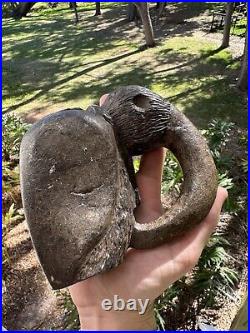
<box><xmin>102</xmin><ymin>86</ymin><xmax>218</xmax><ymax>249</ymax></box>
<box><xmin>20</xmin><ymin>85</ymin><xmax>217</xmax><ymax>289</ymax></box>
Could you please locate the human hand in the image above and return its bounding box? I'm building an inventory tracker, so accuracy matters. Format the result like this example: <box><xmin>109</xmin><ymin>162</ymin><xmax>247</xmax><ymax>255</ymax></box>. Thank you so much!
<box><xmin>68</xmin><ymin>95</ymin><xmax>228</xmax><ymax>330</ymax></box>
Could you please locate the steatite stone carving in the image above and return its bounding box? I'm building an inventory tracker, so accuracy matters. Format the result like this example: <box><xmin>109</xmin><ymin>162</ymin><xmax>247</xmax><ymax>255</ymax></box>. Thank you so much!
<box><xmin>20</xmin><ymin>86</ymin><xmax>217</xmax><ymax>289</ymax></box>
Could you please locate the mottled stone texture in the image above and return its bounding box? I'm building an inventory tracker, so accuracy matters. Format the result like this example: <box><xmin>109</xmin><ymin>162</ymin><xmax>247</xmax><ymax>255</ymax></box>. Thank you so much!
<box><xmin>102</xmin><ymin>86</ymin><xmax>217</xmax><ymax>248</ymax></box>
<box><xmin>20</xmin><ymin>86</ymin><xmax>217</xmax><ymax>289</ymax></box>
<box><xmin>20</xmin><ymin>108</ymin><xmax>136</xmax><ymax>289</ymax></box>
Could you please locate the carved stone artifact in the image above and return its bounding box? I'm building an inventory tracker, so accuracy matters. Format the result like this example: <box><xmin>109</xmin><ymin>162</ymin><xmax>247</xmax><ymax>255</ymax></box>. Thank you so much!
<box><xmin>20</xmin><ymin>86</ymin><xmax>217</xmax><ymax>289</ymax></box>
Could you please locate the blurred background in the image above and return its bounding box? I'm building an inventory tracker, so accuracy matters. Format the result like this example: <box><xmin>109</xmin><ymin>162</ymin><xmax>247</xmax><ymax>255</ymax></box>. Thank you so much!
<box><xmin>2</xmin><ymin>2</ymin><xmax>248</xmax><ymax>331</ymax></box>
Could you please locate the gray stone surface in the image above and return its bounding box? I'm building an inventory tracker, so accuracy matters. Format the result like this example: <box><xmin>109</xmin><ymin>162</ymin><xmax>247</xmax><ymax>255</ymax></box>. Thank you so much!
<box><xmin>102</xmin><ymin>86</ymin><xmax>217</xmax><ymax>248</ymax></box>
<box><xmin>20</xmin><ymin>107</ymin><xmax>135</xmax><ymax>289</ymax></box>
<box><xmin>20</xmin><ymin>86</ymin><xmax>217</xmax><ymax>289</ymax></box>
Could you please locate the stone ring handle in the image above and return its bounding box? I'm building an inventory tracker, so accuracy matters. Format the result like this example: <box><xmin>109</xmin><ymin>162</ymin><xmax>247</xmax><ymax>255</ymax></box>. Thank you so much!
<box><xmin>101</xmin><ymin>86</ymin><xmax>218</xmax><ymax>249</ymax></box>
<box><xmin>20</xmin><ymin>85</ymin><xmax>217</xmax><ymax>289</ymax></box>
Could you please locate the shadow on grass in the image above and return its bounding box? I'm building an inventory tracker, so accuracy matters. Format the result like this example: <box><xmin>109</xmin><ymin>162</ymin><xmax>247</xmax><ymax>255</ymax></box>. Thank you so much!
<box><xmin>4</xmin><ymin>48</ymin><xmax>142</xmax><ymax>112</ymax></box>
<box><xmin>42</xmin><ymin>45</ymin><xmax>247</xmax><ymax>129</ymax></box>
<box><xmin>3</xmin><ymin>4</ymin><xmax>139</xmax><ymax>111</ymax></box>
<box><xmin>2</xmin><ymin>2</ymin><xmax>247</xmax><ymax>129</ymax></box>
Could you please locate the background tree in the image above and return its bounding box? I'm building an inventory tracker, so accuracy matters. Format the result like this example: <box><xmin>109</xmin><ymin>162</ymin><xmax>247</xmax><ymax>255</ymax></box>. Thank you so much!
<box><xmin>221</xmin><ymin>2</ymin><xmax>234</xmax><ymax>48</ymax></box>
<box><xmin>69</xmin><ymin>2</ymin><xmax>77</xmax><ymax>9</ymax></box>
<box><xmin>70</xmin><ymin>2</ymin><xmax>79</xmax><ymax>24</ymax></box>
<box><xmin>157</xmin><ymin>2</ymin><xmax>167</xmax><ymax>17</ymax></box>
<box><xmin>12</xmin><ymin>2</ymin><xmax>36</xmax><ymax>20</ymax></box>
<box><xmin>2</xmin><ymin>2</ymin><xmax>19</xmax><ymax>18</ymax></box>
<box><xmin>127</xmin><ymin>3</ymin><xmax>139</xmax><ymax>22</ymax></box>
<box><xmin>94</xmin><ymin>2</ymin><xmax>101</xmax><ymax>16</ymax></box>
<box><xmin>237</xmin><ymin>28</ymin><xmax>248</xmax><ymax>91</ymax></box>
<box><xmin>134</xmin><ymin>2</ymin><xmax>156</xmax><ymax>47</ymax></box>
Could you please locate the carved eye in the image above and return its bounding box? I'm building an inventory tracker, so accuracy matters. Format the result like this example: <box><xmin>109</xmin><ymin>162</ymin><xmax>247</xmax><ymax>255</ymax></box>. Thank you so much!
<box><xmin>133</xmin><ymin>94</ymin><xmax>150</xmax><ymax>110</ymax></box>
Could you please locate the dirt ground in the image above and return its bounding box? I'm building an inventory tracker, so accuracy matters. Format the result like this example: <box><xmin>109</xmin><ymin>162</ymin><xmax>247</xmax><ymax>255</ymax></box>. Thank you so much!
<box><xmin>2</xmin><ymin>4</ymin><xmax>247</xmax><ymax>331</ymax></box>
<box><xmin>3</xmin><ymin>128</ymin><xmax>247</xmax><ymax>331</ymax></box>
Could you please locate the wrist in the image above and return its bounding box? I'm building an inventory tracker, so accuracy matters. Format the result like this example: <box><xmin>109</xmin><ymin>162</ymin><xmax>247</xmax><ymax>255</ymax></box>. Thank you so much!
<box><xmin>77</xmin><ymin>303</ymin><xmax>156</xmax><ymax>330</ymax></box>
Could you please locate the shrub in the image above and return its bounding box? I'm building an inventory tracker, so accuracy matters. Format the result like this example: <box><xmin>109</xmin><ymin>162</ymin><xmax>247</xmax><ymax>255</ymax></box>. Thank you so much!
<box><xmin>2</xmin><ymin>113</ymin><xmax>29</xmax><ymax>163</ymax></box>
<box><xmin>153</xmin><ymin>119</ymin><xmax>239</xmax><ymax>329</ymax></box>
<box><xmin>193</xmin><ymin>234</ymin><xmax>238</xmax><ymax>307</ymax></box>
<box><xmin>2</xmin><ymin>114</ymin><xmax>29</xmax><ymax>266</ymax></box>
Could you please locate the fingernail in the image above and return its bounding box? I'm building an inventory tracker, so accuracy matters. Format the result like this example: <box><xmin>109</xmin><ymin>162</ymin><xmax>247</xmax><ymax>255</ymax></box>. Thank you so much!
<box><xmin>99</xmin><ymin>94</ymin><xmax>109</xmax><ymax>106</ymax></box>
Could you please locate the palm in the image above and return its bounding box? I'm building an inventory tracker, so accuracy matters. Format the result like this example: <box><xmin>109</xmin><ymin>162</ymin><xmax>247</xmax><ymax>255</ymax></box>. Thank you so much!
<box><xmin>68</xmin><ymin>101</ymin><xmax>227</xmax><ymax>330</ymax></box>
<box><xmin>69</xmin><ymin>194</ymin><xmax>223</xmax><ymax>309</ymax></box>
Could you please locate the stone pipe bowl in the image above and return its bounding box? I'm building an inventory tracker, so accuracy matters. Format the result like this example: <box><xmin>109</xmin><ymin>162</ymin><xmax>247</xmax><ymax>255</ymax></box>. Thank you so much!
<box><xmin>20</xmin><ymin>86</ymin><xmax>217</xmax><ymax>289</ymax></box>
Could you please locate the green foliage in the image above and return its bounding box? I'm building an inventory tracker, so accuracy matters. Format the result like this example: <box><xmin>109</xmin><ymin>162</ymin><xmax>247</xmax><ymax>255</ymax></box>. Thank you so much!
<box><xmin>160</xmin><ymin>120</ymin><xmax>235</xmax><ymax>195</ymax></box>
<box><xmin>55</xmin><ymin>291</ymin><xmax>80</xmax><ymax>330</ymax></box>
<box><xmin>133</xmin><ymin>158</ymin><xmax>140</xmax><ymax>173</ymax></box>
<box><xmin>63</xmin><ymin>297</ymin><xmax>79</xmax><ymax>330</ymax></box>
<box><xmin>2</xmin><ymin>113</ymin><xmax>29</xmax><ymax>196</ymax></box>
<box><xmin>205</xmin><ymin>49</ymin><xmax>233</xmax><ymax>67</ymax></box>
<box><xmin>3</xmin><ymin>5</ymin><xmax>247</xmax><ymax>129</ymax></box>
<box><xmin>155</xmin><ymin>308</ymin><xmax>166</xmax><ymax>330</ymax></box>
<box><xmin>2</xmin><ymin>162</ymin><xmax>20</xmax><ymax>193</ymax></box>
<box><xmin>153</xmin><ymin>119</ymin><xmax>241</xmax><ymax>327</ymax></box>
<box><xmin>2</xmin><ymin>114</ymin><xmax>28</xmax><ymax>266</ymax></box>
<box><xmin>2</xmin><ymin>203</ymin><xmax>23</xmax><ymax>232</ymax></box>
<box><xmin>239</xmin><ymin>133</ymin><xmax>248</xmax><ymax>146</ymax></box>
<box><xmin>241</xmin><ymin>159</ymin><xmax>248</xmax><ymax>174</ymax></box>
<box><xmin>33</xmin><ymin>2</ymin><xmax>118</xmax><ymax>17</ymax></box>
<box><xmin>155</xmin><ymin>280</ymin><xmax>185</xmax><ymax>330</ymax></box>
<box><xmin>2</xmin><ymin>2</ymin><xmax>247</xmax><ymax>328</ymax></box>
<box><xmin>232</xmin><ymin>18</ymin><xmax>247</xmax><ymax>37</ymax></box>
<box><xmin>202</xmin><ymin>120</ymin><xmax>234</xmax><ymax>165</ymax></box>
<box><xmin>193</xmin><ymin>235</ymin><xmax>238</xmax><ymax>306</ymax></box>
<box><xmin>218</xmin><ymin>172</ymin><xmax>234</xmax><ymax>189</ymax></box>
<box><xmin>204</xmin><ymin>119</ymin><xmax>234</xmax><ymax>145</ymax></box>
<box><xmin>2</xmin><ymin>2</ymin><xmax>19</xmax><ymax>18</ymax></box>
<box><xmin>2</xmin><ymin>113</ymin><xmax>29</xmax><ymax>162</ymax></box>
<box><xmin>2</xmin><ymin>203</ymin><xmax>24</xmax><ymax>265</ymax></box>
<box><xmin>154</xmin><ymin>234</ymin><xmax>238</xmax><ymax>328</ymax></box>
<box><xmin>162</xmin><ymin>153</ymin><xmax>183</xmax><ymax>194</ymax></box>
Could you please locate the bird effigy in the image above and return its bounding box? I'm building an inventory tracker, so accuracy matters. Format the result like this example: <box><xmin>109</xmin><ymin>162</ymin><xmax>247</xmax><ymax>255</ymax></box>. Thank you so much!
<box><xmin>20</xmin><ymin>85</ymin><xmax>217</xmax><ymax>289</ymax></box>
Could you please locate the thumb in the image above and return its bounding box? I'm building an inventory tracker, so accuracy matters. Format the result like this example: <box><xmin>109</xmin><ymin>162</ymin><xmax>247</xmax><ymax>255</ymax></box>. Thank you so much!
<box><xmin>99</xmin><ymin>94</ymin><xmax>109</xmax><ymax>106</ymax></box>
<box><xmin>193</xmin><ymin>186</ymin><xmax>228</xmax><ymax>248</ymax></box>
<box><xmin>136</xmin><ymin>148</ymin><xmax>166</xmax><ymax>206</ymax></box>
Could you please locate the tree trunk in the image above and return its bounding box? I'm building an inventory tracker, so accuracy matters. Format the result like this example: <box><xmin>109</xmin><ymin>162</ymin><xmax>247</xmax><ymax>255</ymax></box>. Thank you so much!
<box><xmin>94</xmin><ymin>2</ymin><xmax>101</xmax><ymax>16</ymax></box>
<box><xmin>237</xmin><ymin>29</ymin><xmax>248</xmax><ymax>91</ymax></box>
<box><xmin>69</xmin><ymin>2</ymin><xmax>77</xmax><ymax>9</ymax></box>
<box><xmin>72</xmin><ymin>3</ymin><xmax>79</xmax><ymax>24</ymax></box>
<box><xmin>221</xmin><ymin>2</ymin><xmax>234</xmax><ymax>48</ymax></box>
<box><xmin>3</xmin><ymin>2</ymin><xmax>19</xmax><ymax>18</ymax></box>
<box><xmin>127</xmin><ymin>3</ymin><xmax>139</xmax><ymax>21</ymax></box>
<box><xmin>12</xmin><ymin>2</ymin><xmax>36</xmax><ymax>19</ymax></box>
<box><xmin>158</xmin><ymin>2</ymin><xmax>167</xmax><ymax>17</ymax></box>
<box><xmin>134</xmin><ymin>3</ymin><xmax>156</xmax><ymax>47</ymax></box>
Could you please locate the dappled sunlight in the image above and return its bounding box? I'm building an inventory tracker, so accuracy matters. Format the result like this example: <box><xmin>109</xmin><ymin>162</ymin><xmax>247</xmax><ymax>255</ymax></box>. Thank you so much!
<box><xmin>2</xmin><ymin>2</ymin><xmax>247</xmax><ymax>128</ymax></box>
<box><xmin>2</xmin><ymin>2</ymin><xmax>247</xmax><ymax>331</ymax></box>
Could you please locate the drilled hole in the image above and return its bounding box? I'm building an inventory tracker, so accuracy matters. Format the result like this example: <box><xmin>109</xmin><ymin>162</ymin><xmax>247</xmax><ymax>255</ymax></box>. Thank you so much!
<box><xmin>133</xmin><ymin>94</ymin><xmax>150</xmax><ymax>109</ymax></box>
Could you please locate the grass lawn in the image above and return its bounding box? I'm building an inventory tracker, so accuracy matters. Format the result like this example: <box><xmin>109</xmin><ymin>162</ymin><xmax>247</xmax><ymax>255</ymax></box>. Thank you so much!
<box><xmin>2</xmin><ymin>3</ymin><xmax>248</xmax><ymax>331</ymax></box>
<box><xmin>232</xmin><ymin>17</ymin><xmax>247</xmax><ymax>37</ymax></box>
<box><xmin>2</xmin><ymin>2</ymin><xmax>247</xmax><ymax>129</ymax></box>
<box><xmin>3</xmin><ymin>3</ymin><xmax>247</xmax><ymax>127</ymax></box>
